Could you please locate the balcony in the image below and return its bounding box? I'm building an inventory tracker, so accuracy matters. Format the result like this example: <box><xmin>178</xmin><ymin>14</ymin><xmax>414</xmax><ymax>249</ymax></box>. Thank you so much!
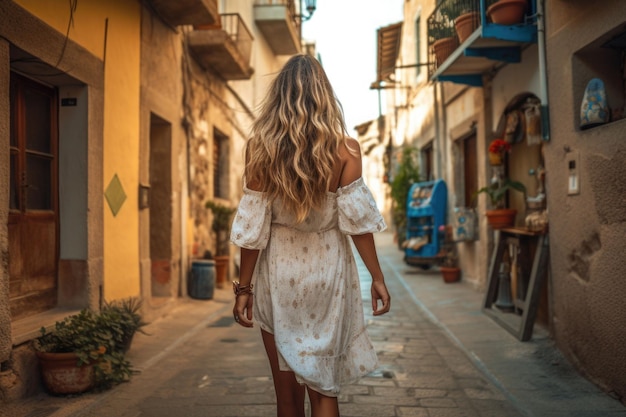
<box><xmin>188</xmin><ymin>14</ymin><xmax>254</xmax><ymax>80</ymax></box>
<box><xmin>149</xmin><ymin>0</ymin><xmax>219</xmax><ymax>26</ymax></box>
<box><xmin>427</xmin><ymin>0</ymin><xmax>537</xmax><ymax>86</ymax></box>
<box><xmin>254</xmin><ymin>0</ymin><xmax>300</xmax><ymax>55</ymax></box>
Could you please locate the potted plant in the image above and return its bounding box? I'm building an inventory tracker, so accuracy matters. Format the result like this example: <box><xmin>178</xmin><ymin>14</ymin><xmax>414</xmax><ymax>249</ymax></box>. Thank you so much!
<box><xmin>34</xmin><ymin>309</ymin><xmax>133</xmax><ymax>395</ymax></box>
<box><xmin>389</xmin><ymin>148</ymin><xmax>421</xmax><ymax>250</ymax></box>
<box><xmin>438</xmin><ymin>225</ymin><xmax>461</xmax><ymax>283</ymax></box>
<box><xmin>205</xmin><ymin>200</ymin><xmax>236</xmax><ymax>288</ymax></box>
<box><xmin>455</xmin><ymin>0</ymin><xmax>481</xmax><ymax>44</ymax></box>
<box><xmin>474</xmin><ymin>177</ymin><xmax>526</xmax><ymax>229</ymax></box>
<box><xmin>429</xmin><ymin>3</ymin><xmax>459</xmax><ymax>66</ymax></box>
<box><xmin>488</xmin><ymin>138</ymin><xmax>511</xmax><ymax>165</ymax></box>
<box><xmin>101</xmin><ymin>297</ymin><xmax>148</xmax><ymax>353</ymax></box>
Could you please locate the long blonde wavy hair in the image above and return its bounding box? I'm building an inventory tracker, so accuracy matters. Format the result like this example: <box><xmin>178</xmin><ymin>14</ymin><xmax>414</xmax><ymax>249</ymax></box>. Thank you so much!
<box><xmin>245</xmin><ymin>54</ymin><xmax>349</xmax><ymax>223</ymax></box>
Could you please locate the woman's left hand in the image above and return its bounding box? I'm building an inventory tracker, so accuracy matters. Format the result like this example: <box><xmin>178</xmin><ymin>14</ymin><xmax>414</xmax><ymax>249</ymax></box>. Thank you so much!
<box><xmin>233</xmin><ymin>293</ymin><xmax>254</xmax><ymax>327</ymax></box>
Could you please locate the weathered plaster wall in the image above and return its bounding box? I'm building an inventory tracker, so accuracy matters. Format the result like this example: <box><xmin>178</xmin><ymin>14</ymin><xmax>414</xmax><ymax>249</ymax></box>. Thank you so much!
<box><xmin>545</xmin><ymin>0</ymin><xmax>626</xmax><ymax>400</ymax></box>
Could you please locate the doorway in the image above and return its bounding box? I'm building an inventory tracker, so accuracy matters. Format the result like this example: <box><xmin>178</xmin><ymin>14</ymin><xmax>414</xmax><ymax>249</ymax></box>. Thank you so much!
<box><xmin>149</xmin><ymin>113</ymin><xmax>172</xmax><ymax>298</ymax></box>
<box><xmin>8</xmin><ymin>72</ymin><xmax>59</xmax><ymax>320</ymax></box>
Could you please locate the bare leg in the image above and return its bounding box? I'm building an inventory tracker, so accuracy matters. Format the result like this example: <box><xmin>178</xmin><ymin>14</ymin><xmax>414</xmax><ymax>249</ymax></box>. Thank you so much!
<box><xmin>261</xmin><ymin>329</ymin><xmax>306</xmax><ymax>417</ymax></box>
<box><xmin>307</xmin><ymin>386</ymin><xmax>340</xmax><ymax>417</ymax></box>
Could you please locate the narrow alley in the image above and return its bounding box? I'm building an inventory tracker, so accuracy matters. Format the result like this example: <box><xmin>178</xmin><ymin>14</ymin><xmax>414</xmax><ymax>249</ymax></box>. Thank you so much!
<box><xmin>4</xmin><ymin>234</ymin><xmax>623</xmax><ymax>417</ymax></box>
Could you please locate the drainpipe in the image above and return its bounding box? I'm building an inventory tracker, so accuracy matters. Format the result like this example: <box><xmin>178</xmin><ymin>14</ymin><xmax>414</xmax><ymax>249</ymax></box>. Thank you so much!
<box><xmin>537</xmin><ymin>0</ymin><xmax>550</xmax><ymax>141</ymax></box>
<box><xmin>434</xmin><ymin>81</ymin><xmax>445</xmax><ymax>180</ymax></box>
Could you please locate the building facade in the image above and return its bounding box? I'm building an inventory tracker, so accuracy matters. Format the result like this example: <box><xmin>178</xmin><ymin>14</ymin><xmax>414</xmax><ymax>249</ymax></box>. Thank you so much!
<box><xmin>0</xmin><ymin>0</ymin><xmax>308</xmax><ymax>401</ymax></box>
<box><xmin>367</xmin><ymin>0</ymin><xmax>625</xmax><ymax>402</ymax></box>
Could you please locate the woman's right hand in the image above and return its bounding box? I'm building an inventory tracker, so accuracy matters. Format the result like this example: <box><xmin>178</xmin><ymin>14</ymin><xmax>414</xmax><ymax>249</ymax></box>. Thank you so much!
<box><xmin>234</xmin><ymin>293</ymin><xmax>254</xmax><ymax>327</ymax></box>
<box><xmin>371</xmin><ymin>280</ymin><xmax>391</xmax><ymax>316</ymax></box>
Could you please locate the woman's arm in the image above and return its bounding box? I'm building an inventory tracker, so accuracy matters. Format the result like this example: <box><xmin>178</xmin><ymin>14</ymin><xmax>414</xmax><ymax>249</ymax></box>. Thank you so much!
<box><xmin>234</xmin><ymin>247</ymin><xmax>259</xmax><ymax>327</ymax></box>
<box><xmin>351</xmin><ymin>233</ymin><xmax>391</xmax><ymax>316</ymax></box>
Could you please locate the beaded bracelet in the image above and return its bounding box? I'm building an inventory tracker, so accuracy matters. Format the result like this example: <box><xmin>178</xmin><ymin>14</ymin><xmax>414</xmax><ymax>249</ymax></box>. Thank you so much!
<box><xmin>232</xmin><ymin>281</ymin><xmax>254</xmax><ymax>297</ymax></box>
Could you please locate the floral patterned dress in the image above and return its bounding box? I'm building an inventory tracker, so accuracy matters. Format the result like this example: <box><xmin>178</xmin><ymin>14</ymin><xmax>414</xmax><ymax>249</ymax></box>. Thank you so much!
<box><xmin>230</xmin><ymin>177</ymin><xmax>386</xmax><ymax>396</ymax></box>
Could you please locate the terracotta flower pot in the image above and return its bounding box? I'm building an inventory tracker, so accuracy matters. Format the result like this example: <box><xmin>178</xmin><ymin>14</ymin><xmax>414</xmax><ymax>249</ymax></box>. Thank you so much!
<box><xmin>440</xmin><ymin>266</ymin><xmax>461</xmax><ymax>283</ymax></box>
<box><xmin>214</xmin><ymin>255</ymin><xmax>229</xmax><ymax>289</ymax></box>
<box><xmin>485</xmin><ymin>209</ymin><xmax>517</xmax><ymax>229</ymax></box>
<box><xmin>36</xmin><ymin>351</ymin><xmax>96</xmax><ymax>395</ymax></box>
<box><xmin>455</xmin><ymin>11</ymin><xmax>480</xmax><ymax>44</ymax></box>
<box><xmin>432</xmin><ymin>36</ymin><xmax>459</xmax><ymax>66</ymax></box>
<box><xmin>487</xmin><ymin>0</ymin><xmax>527</xmax><ymax>25</ymax></box>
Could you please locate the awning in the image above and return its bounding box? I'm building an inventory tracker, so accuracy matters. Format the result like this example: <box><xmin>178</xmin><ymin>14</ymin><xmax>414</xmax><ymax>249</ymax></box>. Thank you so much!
<box><xmin>376</xmin><ymin>22</ymin><xmax>403</xmax><ymax>83</ymax></box>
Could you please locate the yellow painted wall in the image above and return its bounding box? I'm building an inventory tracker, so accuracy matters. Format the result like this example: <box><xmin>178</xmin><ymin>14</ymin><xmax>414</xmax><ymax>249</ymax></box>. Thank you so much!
<box><xmin>14</xmin><ymin>0</ymin><xmax>142</xmax><ymax>301</ymax></box>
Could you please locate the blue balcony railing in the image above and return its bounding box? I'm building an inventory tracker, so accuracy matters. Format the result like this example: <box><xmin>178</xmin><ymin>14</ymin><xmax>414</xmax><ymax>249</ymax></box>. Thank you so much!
<box><xmin>427</xmin><ymin>0</ymin><xmax>538</xmax><ymax>86</ymax></box>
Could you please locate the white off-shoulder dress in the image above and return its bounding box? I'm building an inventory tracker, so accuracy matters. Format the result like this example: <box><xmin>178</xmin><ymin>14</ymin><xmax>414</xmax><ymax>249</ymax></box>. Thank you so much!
<box><xmin>230</xmin><ymin>177</ymin><xmax>386</xmax><ymax>396</ymax></box>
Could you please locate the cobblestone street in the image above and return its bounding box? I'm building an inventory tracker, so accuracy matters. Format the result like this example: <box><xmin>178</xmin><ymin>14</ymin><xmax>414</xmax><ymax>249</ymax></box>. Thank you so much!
<box><xmin>4</xmin><ymin>233</ymin><xmax>624</xmax><ymax>417</ymax></box>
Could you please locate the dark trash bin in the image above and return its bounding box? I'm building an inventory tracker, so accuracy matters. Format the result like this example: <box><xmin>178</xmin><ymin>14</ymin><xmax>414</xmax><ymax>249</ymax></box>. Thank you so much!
<box><xmin>189</xmin><ymin>260</ymin><xmax>216</xmax><ymax>300</ymax></box>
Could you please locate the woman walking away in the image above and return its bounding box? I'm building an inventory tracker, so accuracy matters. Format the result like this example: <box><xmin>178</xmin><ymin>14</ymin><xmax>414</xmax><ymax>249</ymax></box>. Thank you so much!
<box><xmin>230</xmin><ymin>54</ymin><xmax>391</xmax><ymax>417</ymax></box>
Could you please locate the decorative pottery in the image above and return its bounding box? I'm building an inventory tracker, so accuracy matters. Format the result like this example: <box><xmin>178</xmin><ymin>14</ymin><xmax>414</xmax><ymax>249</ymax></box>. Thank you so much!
<box><xmin>214</xmin><ymin>255</ymin><xmax>229</xmax><ymax>289</ymax></box>
<box><xmin>36</xmin><ymin>351</ymin><xmax>96</xmax><ymax>395</ymax></box>
<box><xmin>455</xmin><ymin>11</ymin><xmax>480</xmax><ymax>44</ymax></box>
<box><xmin>432</xmin><ymin>36</ymin><xmax>459</xmax><ymax>66</ymax></box>
<box><xmin>440</xmin><ymin>266</ymin><xmax>461</xmax><ymax>283</ymax></box>
<box><xmin>485</xmin><ymin>209</ymin><xmax>517</xmax><ymax>229</ymax></box>
<box><xmin>487</xmin><ymin>0</ymin><xmax>527</xmax><ymax>25</ymax></box>
<box><xmin>489</xmin><ymin>152</ymin><xmax>503</xmax><ymax>166</ymax></box>
<box><xmin>580</xmin><ymin>78</ymin><xmax>609</xmax><ymax>129</ymax></box>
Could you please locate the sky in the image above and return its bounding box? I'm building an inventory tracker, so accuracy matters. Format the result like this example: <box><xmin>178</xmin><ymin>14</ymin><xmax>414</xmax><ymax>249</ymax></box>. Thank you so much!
<box><xmin>301</xmin><ymin>1</ymin><xmax>404</xmax><ymax>136</ymax></box>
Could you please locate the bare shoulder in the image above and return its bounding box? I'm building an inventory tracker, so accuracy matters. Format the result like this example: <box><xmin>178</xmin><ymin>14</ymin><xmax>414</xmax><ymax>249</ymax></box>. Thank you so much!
<box><xmin>339</xmin><ymin>137</ymin><xmax>363</xmax><ymax>187</ymax></box>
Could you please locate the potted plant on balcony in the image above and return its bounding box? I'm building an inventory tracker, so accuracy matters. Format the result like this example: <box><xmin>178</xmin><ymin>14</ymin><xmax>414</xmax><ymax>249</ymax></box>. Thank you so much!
<box><xmin>430</xmin><ymin>5</ymin><xmax>459</xmax><ymax>66</ymax></box>
<box><xmin>205</xmin><ymin>200</ymin><xmax>236</xmax><ymax>288</ymax></box>
<box><xmin>34</xmin><ymin>309</ymin><xmax>133</xmax><ymax>395</ymax></box>
<box><xmin>487</xmin><ymin>0</ymin><xmax>528</xmax><ymax>25</ymax></box>
<box><xmin>474</xmin><ymin>177</ymin><xmax>526</xmax><ymax>229</ymax></box>
<box><xmin>454</xmin><ymin>0</ymin><xmax>482</xmax><ymax>44</ymax></box>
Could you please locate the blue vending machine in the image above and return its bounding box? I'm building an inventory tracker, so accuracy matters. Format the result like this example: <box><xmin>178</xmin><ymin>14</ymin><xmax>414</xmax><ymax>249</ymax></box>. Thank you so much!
<box><xmin>404</xmin><ymin>179</ymin><xmax>447</xmax><ymax>268</ymax></box>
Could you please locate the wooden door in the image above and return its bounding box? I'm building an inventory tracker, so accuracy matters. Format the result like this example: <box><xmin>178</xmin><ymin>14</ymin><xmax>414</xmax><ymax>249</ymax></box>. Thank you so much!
<box><xmin>8</xmin><ymin>73</ymin><xmax>59</xmax><ymax>321</ymax></box>
<box><xmin>463</xmin><ymin>133</ymin><xmax>478</xmax><ymax>206</ymax></box>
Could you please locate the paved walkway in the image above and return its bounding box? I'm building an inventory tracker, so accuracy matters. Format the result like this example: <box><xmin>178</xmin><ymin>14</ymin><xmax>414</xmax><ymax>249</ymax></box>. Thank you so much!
<box><xmin>3</xmin><ymin>233</ymin><xmax>625</xmax><ymax>417</ymax></box>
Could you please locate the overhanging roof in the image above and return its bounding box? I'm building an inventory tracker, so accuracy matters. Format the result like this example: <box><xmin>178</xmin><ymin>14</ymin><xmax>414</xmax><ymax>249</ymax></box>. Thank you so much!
<box><xmin>376</xmin><ymin>22</ymin><xmax>403</xmax><ymax>82</ymax></box>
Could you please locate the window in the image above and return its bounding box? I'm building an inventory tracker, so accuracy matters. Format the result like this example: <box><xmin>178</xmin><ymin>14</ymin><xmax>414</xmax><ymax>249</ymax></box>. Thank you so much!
<box><xmin>213</xmin><ymin>129</ymin><xmax>229</xmax><ymax>199</ymax></box>
<box><xmin>10</xmin><ymin>73</ymin><xmax>57</xmax><ymax>213</ymax></box>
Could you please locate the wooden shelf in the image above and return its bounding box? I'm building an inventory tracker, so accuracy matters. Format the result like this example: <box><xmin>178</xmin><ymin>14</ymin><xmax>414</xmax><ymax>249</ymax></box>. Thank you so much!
<box><xmin>482</xmin><ymin>228</ymin><xmax>550</xmax><ymax>341</ymax></box>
